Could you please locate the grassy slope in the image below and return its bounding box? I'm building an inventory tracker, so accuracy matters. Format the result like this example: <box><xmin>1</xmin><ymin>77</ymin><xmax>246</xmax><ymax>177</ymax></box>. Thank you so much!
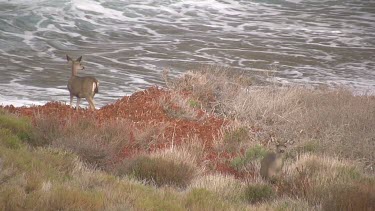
<box><xmin>1</xmin><ymin>68</ymin><xmax>374</xmax><ymax>210</ymax></box>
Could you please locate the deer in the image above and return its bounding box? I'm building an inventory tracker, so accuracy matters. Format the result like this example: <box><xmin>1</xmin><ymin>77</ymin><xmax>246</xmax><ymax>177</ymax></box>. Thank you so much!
<box><xmin>66</xmin><ymin>55</ymin><xmax>99</xmax><ymax>110</ymax></box>
<box><xmin>260</xmin><ymin>140</ymin><xmax>291</xmax><ymax>181</ymax></box>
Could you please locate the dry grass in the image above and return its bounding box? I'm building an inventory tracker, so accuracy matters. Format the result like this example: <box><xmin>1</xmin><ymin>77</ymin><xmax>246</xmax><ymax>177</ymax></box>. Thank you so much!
<box><xmin>166</xmin><ymin>67</ymin><xmax>254</xmax><ymax>114</ymax></box>
<box><xmin>321</xmin><ymin>180</ymin><xmax>375</xmax><ymax>211</ymax></box>
<box><xmin>243</xmin><ymin>183</ymin><xmax>275</xmax><ymax>204</ymax></box>
<box><xmin>30</xmin><ymin>114</ymin><xmax>168</xmax><ymax>170</ymax></box>
<box><xmin>49</xmin><ymin>118</ymin><xmax>133</xmax><ymax>169</ymax></box>
<box><xmin>170</xmin><ymin>68</ymin><xmax>375</xmax><ymax>172</ymax></box>
<box><xmin>0</xmin><ymin>125</ymin><xmax>242</xmax><ymax>210</ymax></box>
<box><xmin>148</xmin><ymin>147</ymin><xmax>202</xmax><ymax>173</ymax></box>
<box><xmin>219</xmin><ymin>126</ymin><xmax>250</xmax><ymax>153</ymax></box>
<box><xmin>159</xmin><ymin>91</ymin><xmax>203</xmax><ymax>121</ymax></box>
<box><xmin>276</xmin><ymin>154</ymin><xmax>374</xmax><ymax>207</ymax></box>
<box><xmin>184</xmin><ymin>188</ymin><xmax>233</xmax><ymax>211</ymax></box>
<box><xmin>116</xmin><ymin>155</ymin><xmax>196</xmax><ymax>188</ymax></box>
<box><xmin>189</xmin><ymin>173</ymin><xmax>245</xmax><ymax>201</ymax></box>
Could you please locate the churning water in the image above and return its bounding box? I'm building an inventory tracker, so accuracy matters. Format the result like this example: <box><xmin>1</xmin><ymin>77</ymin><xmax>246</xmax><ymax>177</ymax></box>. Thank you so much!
<box><xmin>0</xmin><ymin>0</ymin><xmax>374</xmax><ymax>107</ymax></box>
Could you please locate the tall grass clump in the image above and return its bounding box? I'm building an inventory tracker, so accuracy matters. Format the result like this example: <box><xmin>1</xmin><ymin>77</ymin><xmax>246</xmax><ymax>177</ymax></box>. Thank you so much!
<box><xmin>189</xmin><ymin>174</ymin><xmax>245</xmax><ymax>202</ymax></box>
<box><xmin>243</xmin><ymin>183</ymin><xmax>275</xmax><ymax>204</ymax></box>
<box><xmin>321</xmin><ymin>180</ymin><xmax>375</xmax><ymax>211</ymax></box>
<box><xmin>32</xmin><ymin>114</ymin><xmax>62</xmax><ymax>146</ymax></box>
<box><xmin>0</xmin><ymin>128</ymin><xmax>22</xmax><ymax>149</ymax></box>
<box><xmin>117</xmin><ymin>155</ymin><xmax>196</xmax><ymax>188</ymax></box>
<box><xmin>31</xmin><ymin>115</ymin><xmax>135</xmax><ymax>169</ymax></box>
<box><xmin>277</xmin><ymin>154</ymin><xmax>373</xmax><ymax>207</ymax></box>
<box><xmin>164</xmin><ymin>67</ymin><xmax>254</xmax><ymax>114</ymax></box>
<box><xmin>159</xmin><ymin>91</ymin><xmax>202</xmax><ymax>121</ymax></box>
<box><xmin>0</xmin><ymin>111</ymin><xmax>34</xmax><ymax>144</ymax></box>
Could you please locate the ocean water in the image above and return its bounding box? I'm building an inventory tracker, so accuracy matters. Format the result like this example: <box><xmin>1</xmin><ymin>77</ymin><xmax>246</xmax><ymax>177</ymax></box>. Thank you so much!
<box><xmin>0</xmin><ymin>0</ymin><xmax>374</xmax><ymax>107</ymax></box>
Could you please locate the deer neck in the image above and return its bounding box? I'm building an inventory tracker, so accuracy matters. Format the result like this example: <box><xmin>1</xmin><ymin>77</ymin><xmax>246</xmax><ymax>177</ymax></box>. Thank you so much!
<box><xmin>71</xmin><ymin>65</ymin><xmax>78</xmax><ymax>77</ymax></box>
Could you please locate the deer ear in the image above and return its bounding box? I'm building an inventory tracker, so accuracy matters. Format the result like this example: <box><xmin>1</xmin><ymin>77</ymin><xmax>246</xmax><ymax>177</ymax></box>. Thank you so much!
<box><xmin>76</xmin><ymin>56</ymin><xmax>82</xmax><ymax>62</ymax></box>
<box><xmin>66</xmin><ymin>55</ymin><xmax>72</xmax><ymax>62</ymax></box>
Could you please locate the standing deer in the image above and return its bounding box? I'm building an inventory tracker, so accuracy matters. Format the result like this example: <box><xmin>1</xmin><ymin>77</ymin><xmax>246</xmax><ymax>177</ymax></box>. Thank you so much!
<box><xmin>67</xmin><ymin>55</ymin><xmax>99</xmax><ymax>110</ymax></box>
<box><xmin>260</xmin><ymin>140</ymin><xmax>290</xmax><ymax>181</ymax></box>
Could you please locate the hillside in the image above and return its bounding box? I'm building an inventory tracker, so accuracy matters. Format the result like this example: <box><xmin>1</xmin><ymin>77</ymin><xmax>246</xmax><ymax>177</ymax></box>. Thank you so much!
<box><xmin>1</xmin><ymin>68</ymin><xmax>374</xmax><ymax>210</ymax></box>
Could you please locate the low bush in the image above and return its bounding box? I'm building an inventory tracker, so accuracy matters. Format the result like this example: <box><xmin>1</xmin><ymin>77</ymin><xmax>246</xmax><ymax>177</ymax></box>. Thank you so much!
<box><xmin>167</xmin><ymin>67</ymin><xmax>254</xmax><ymax>114</ymax></box>
<box><xmin>32</xmin><ymin>116</ymin><xmax>133</xmax><ymax>169</ymax></box>
<box><xmin>322</xmin><ymin>180</ymin><xmax>375</xmax><ymax>211</ymax></box>
<box><xmin>159</xmin><ymin>92</ymin><xmax>200</xmax><ymax>121</ymax></box>
<box><xmin>277</xmin><ymin>154</ymin><xmax>370</xmax><ymax>207</ymax></box>
<box><xmin>231</xmin><ymin>145</ymin><xmax>268</xmax><ymax>170</ymax></box>
<box><xmin>119</xmin><ymin>156</ymin><xmax>195</xmax><ymax>188</ymax></box>
<box><xmin>31</xmin><ymin>115</ymin><xmax>62</xmax><ymax>146</ymax></box>
<box><xmin>0</xmin><ymin>112</ymin><xmax>34</xmax><ymax>144</ymax></box>
<box><xmin>243</xmin><ymin>183</ymin><xmax>275</xmax><ymax>204</ymax></box>
<box><xmin>0</xmin><ymin>128</ymin><xmax>22</xmax><ymax>149</ymax></box>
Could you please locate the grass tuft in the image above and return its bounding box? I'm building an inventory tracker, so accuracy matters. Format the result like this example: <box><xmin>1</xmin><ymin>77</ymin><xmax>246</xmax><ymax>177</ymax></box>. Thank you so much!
<box><xmin>277</xmin><ymin>154</ymin><xmax>370</xmax><ymax>207</ymax></box>
<box><xmin>0</xmin><ymin>112</ymin><xmax>34</xmax><ymax>144</ymax></box>
<box><xmin>118</xmin><ymin>156</ymin><xmax>196</xmax><ymax>188</ymax></box>
<box><xmin>185</xmin><ymin>188</ymin><xmax>231</xmax><ymax>211</ymax></box>
<box><xmin>321</xmin><ymin>181</ymin><xmax>375</xmax><ymax>211</ymax></box>
<box><xmin>0</xmin><ymin>128</ymin><xmax>22</xmax><ymax>149</ymax></box>
<box><xmin>189</xmin><ymin>173</ymin><xmax>245</xmax><ymax>201</ymax></box>
<box><xmin>243</xmin><ymin>183</ymin><xmax>275</xmax><ymax>204</ymax></box>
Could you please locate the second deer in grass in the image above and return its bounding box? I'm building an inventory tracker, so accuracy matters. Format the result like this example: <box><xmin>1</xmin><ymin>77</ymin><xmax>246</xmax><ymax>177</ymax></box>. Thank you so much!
<box><xmin>67</xmin><ymin>55</ymin><xmax>99</xmax><ymax>110</ymax></box>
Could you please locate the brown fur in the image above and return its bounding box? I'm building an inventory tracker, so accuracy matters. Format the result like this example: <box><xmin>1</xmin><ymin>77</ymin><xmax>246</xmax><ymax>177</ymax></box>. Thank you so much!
<box><xmin>67</xmin><ymin>55</ymin><xmax>99</xmax><ymax>110</ymax></box>
<box><xmin>260</xmin><ymin>143</ymin><xmax>287</xmax><ymax>181</ymax></box>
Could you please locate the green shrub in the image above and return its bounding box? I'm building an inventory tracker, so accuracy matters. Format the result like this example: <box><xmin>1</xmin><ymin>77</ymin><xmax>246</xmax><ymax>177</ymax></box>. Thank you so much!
<box><xmin>0</xmin><ymin>112</ymin><xmax>33</xmax><ymax>143</ymax></box>
<box><xmin>188</xmin><ymin>99</ymin><xmax>200</xmax><ymax>108</ymax></box>
<box><xmin>231</xmin><ymin>145</ymin><xmax>268</xmax><ymax>169</ymax></box>
<box><xmin>120</xmin><ymin>156</ymin><xmax>195</xmax><ymax>188</ymax></box>
<box><xmin>245</xmin><ymin>145</ymin><xmax>268</xmax><ymax>160</ymax></box>
<box><xmin>243</xmin><ymin>184</ymin><xmax>275</xmax><ymax>203</ymax></box>
<box><xmin>0</xmin><ymin>128</ymin><xmax>22</xmax><ymax>149</ymax></box>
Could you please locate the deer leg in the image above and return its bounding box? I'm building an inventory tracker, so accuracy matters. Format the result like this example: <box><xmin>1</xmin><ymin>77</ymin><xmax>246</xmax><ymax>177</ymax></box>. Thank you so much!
<box><xmin>76</xmin><ymin>98</ymin><xmax>81</xmax><ymax>109</ymax></box>
<box><xmin>86</xmin><ymin>97</ymin><xmax>95</xmax><ymax>110</ymax></box>
<box><xmin>70</xmin><ymin>94</ymin><xmax>73</xmax><ymax>107</ymax></box>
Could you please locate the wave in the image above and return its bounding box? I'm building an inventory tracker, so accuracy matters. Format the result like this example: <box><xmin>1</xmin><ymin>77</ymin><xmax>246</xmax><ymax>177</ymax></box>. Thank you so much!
<box><xmin>0</xmin><ymin>0</ymin><xmax>375</xmax><ymax>107</ymax></box>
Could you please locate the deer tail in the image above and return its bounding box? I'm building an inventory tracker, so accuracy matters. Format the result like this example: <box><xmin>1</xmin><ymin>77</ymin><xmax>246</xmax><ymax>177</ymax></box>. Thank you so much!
<box><xmin>93</xmin><ymin>80</ymin><xmax>99</xmax><ymax>94</ymax></box>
